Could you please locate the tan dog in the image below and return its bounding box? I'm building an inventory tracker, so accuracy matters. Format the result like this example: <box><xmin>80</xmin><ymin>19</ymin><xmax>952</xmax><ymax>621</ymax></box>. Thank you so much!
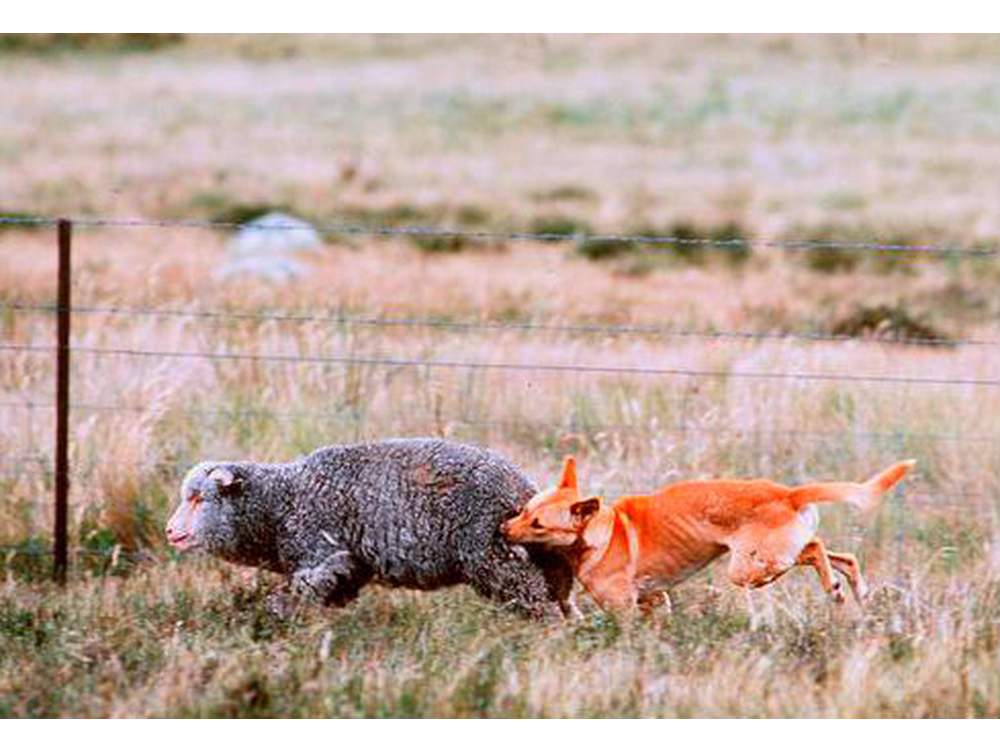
<box><xmin>502</xmin><ymin>456</ymin><xmax>914</xmax><ymax>614</ymax></box>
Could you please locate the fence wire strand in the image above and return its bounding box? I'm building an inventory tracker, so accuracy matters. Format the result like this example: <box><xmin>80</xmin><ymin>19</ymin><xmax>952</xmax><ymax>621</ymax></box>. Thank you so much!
<box><xmin>1</xmin><ymin>213</ymin><xmax>998</xmax><ymax>257</ymax></box>
<box><xmin>0</xmin><ymin>462</ymin><xmax>990</xmax><ymax>506</ymax></box>
<box><xmin>3</xmin><ymin>399</ymin><xmax>998</xmax><ymax>445</ymax></box>
<box><xmin>1</xmin><ymin>342</ymin><xmax>997</xmax><ymax>388</ymax></box>
<box><xmin>3</xmin><ymin>212</ymin><xmax>999</xmax><ymax>566</ymax></box>
<box><xmin>3</xmin><ymin>302</ymin><xmax>991</xmax><ymax>349</ymax></box>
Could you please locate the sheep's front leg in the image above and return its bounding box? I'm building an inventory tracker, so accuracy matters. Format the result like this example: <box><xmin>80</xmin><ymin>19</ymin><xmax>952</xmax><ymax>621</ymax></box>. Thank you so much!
<box><xmin>291</xmin><ymin>550</ymin><xmax>371</xmax><ymax>608</ymax></box>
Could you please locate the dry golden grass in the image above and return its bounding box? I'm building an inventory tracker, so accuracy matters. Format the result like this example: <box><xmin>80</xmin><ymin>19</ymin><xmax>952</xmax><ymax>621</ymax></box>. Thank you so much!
<box><xmin>1</xmin><ymin>34</ymin><xmax>999</xmax><ymax>717</ymax></box>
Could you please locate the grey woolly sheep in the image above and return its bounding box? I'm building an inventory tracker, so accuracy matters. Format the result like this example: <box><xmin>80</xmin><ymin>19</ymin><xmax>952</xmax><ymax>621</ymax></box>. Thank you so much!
<box><xmin>166</xmin><ymin>438</ymin><xmax>574</xmax><ymax>618</ymax></box>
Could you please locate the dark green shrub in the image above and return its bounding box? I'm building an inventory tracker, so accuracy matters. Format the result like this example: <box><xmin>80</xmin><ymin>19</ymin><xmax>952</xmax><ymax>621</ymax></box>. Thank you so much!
<box><xmin>0</xmin><ymin>34</ymin><xmax>185</xmax><ymax>55</ymax></box>
<box><xmin>802</xmin><ymin>245</ymin><xmax>861</xmax><ymax>274</ymax></box>
<box><xmin>410</xmin><ymin>234</ymin><xmax>467</xmax><ymax>253</ymax></box>
<box><xmin>709</xmin><ymin>221</ymin><xmax>752</xmax><ymax>266</ymax></box>
<box><xmin>529</xmin><ymin>185</ymin><xmax>599</xmax><ymax>203</ymax></box>
<box><xmin>0</xmin><ymin>537</ymin><xmax>49</xmax><ymax>580</ymax></box>
<box><xmin>529</xmin><ymin>215</ymin><xmax>592</xmax><ymax>240</ymax></box>
<box><xmin>576</xmin><ymin>236</ymin><xmax>635</xmax><ymax>260</ymax></box>
<box><xmin>788</xmin><ymin>226</ymin><xmax>932</xmax><ymax>275</ymax></box>
<box><xmin>454</xmin><ymin>204</ymin><xmax>491</xmax><ymax>226</ymax></box>
<box><xmin>207</xmin><ymin>202</ymin><xmax>296</xmax><ymax>226</ymax></box>
<box><xmin>830</xmin><ymin>303</ymin><xmax>954</xmax><ymax>344</ymax></box>
<box><xmin>626</xmin><ymin>221</ymin><xmax>752</xmax><ymax>266</ymax></box>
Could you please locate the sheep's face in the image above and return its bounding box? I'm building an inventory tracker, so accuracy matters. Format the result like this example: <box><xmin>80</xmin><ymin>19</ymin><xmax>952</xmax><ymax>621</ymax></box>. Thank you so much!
<box><xmin>166</xmin><ymin>463</ymin><xmax>247</xmax><ymax>557</ymax></box>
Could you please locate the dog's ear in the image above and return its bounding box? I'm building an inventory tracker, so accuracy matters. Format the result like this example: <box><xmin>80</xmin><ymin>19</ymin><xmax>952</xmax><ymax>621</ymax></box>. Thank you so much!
<box><xmin>559</xmin><ymin>456</ymin><xmax>578</xmax><ymax>490</ymax></box>
<box><xmin>569</xmin><ymin>496</ymin><xmax>600</xmax><ymax>523</ymax></box>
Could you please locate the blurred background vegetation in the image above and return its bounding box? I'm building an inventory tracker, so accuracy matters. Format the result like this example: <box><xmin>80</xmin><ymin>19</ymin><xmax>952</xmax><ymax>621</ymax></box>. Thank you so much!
<box><xmin>1</xmin><ymin>34</ymin><xmax>999</xmax><ymax>717</ymax></box>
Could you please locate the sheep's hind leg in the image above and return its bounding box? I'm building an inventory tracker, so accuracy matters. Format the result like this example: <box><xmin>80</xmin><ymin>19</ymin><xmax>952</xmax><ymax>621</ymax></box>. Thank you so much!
<box><xmin>530</xmin><ymin>546</ymin><xmax>577</xmax><ymax>619</ymax></box>
<box><xmin>469</xmin><ymin>545</ymin><xmax>567</xmax><ymax>620</ymax></box>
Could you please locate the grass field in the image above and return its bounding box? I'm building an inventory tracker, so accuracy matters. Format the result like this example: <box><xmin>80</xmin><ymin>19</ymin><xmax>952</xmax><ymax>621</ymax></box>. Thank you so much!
<box><xmin>1</xmin><ymin>34</ymin><xmax>1000</xmax><ymax>717</ymax></box>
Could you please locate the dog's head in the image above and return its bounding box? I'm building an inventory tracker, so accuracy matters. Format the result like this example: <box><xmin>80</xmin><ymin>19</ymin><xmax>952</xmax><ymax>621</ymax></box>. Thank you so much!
<box><xmin>501</xmin><ymin>456</ymin><xmax>602</xmax><ymax>548</ymax></box>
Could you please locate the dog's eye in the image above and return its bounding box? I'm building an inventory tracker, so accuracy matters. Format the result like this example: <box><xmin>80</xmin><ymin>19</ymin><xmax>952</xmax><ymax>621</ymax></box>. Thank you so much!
<box><xmin>530</xmin><ymin>519</ymin><xmax>543</xmax><ymax>529</ymax></box>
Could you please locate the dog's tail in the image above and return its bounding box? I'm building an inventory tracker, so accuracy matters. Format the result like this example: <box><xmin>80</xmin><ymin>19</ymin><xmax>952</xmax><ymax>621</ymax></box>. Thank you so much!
<box><xmin>789</xmin><ymin>460</ymin><xmax>915</xmax><ymax>514</ymax></box>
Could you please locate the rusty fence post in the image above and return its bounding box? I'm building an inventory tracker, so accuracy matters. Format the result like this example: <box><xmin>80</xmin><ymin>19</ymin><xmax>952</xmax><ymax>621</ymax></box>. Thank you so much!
<box><xmin>53</xmin><ymin>218</ymin><xmax>72</xmax><ymax>584</ymax></box>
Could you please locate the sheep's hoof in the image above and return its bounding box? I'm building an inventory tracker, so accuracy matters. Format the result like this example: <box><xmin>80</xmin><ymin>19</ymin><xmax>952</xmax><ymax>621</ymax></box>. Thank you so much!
<box><xmin>265</xmin><ymin>591</ymin><xmax>298</xmax><ymax>619</ymax></box>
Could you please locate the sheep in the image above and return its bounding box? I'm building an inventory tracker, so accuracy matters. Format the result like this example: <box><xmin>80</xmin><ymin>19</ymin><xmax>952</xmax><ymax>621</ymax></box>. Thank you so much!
<box><xmin>166</xmin><ymin>437</ymin><xmax>573</xmax><ymax>618</ymax></box>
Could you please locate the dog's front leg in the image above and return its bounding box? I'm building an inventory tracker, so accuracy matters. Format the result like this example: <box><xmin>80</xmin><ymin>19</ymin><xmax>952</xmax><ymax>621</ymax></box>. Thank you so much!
<box><xmin>585</xmin><ymin>574</ymin><xmax>639</xmax><ymax>616</ymax></box>
<box><xmin>637</xmin><ymin>589</ymin><xmax>672</xmax><ymax>616</ymax></box>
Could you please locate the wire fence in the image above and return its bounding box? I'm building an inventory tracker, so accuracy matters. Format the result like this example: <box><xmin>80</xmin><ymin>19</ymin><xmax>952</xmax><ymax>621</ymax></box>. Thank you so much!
<box><xmin>3</xmin><ymin>212</ymin><xmax>1000</xmax><ymax>257</ymax></box>
<box><xmin>3</xmin><ymin>301</ymin><xmax>994</xmax><ymax>348</ymax></box>
<box><xmin>3</xmin><ymin>342</ymin><xmax>998</xmax><ymax>387</ymax></box>
<box><xmin>4</xmin><ymin>399</ymin><xmax>997</xmax><ymax>445</ymax></box>
<box><xmin>2</xmin><ymin>214</ymin><xmax>999</xmax><ymax>576</ymax></box>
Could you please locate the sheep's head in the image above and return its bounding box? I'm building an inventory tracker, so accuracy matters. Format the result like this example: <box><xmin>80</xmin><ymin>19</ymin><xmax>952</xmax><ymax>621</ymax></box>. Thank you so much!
<box><xmin>166</xmin><ymin>462</ymin><xmax>249</xmax><ymax>557</ymax></box>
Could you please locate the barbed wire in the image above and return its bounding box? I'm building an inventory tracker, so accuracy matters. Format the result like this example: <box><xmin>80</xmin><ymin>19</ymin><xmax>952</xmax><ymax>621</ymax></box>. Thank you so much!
<box><xmin>1</xmin><ymin>213</ymin><xmax>998</xmax><ymax>257</ymax></box>
<box><xmin>5</xmin><ymin>212</ymin><xmax>998</xmax><ymax>578</ymax></box>
<box><xmin>3</xmin><ymin>400</ymin><xmax>998</xmax><ymax>446</ymax></box>
<box><xmin>2</xmin><ymin>342</ymin><xmax>997</xmax><ymax>388</ymax></box>
<box><xmin>3</xmin><ymin>301</ymin><xmax>987</xmax><ymax>349</ymax></box>
<box><xmin>0</xmin><ymin>542</ymin><xmax>152</xmax><ymax>563</ymax></box>
<box><xmin>1</xmin><ymin>462</ymin><xmax>990</xmax><ymax>506</ymax></box>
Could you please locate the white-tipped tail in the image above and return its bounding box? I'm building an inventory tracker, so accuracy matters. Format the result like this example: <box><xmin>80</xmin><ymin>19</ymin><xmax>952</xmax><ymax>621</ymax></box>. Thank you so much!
<box><xmin>853</xmin><ymin>459</ymin><xmax>916</xmax><ymax>513</ymax></box>
<box><xmin>789</xmin><ymin>459</ymin><xmax>916</xmax><ymax>513</ymax></box>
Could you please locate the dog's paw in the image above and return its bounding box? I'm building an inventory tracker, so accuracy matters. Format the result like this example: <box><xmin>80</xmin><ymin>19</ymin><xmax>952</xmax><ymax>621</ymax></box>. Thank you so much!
<box><xmin>830</xmin><ymin>581</ymin><xmax>846</xmax><ymax>605</ymax></box>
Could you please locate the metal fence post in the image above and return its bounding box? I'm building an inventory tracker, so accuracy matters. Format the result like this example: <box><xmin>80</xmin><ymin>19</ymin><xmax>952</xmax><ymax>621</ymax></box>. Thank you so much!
<box><xmin>54</xmin><ymin>218</ymin><xmax>72</xmax><ymax>584</ymax></box>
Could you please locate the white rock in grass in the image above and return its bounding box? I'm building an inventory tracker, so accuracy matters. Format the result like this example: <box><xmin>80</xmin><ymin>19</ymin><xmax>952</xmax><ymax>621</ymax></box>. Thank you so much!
<box><xmin>226</xmin><ymin>212</ymin><xmax>323</xmax><ymax>258</ymax></box>
<box><xmin>213</xmin><ymin>255</ymin><xmax>306</xmax><ymax>283</ymax></box>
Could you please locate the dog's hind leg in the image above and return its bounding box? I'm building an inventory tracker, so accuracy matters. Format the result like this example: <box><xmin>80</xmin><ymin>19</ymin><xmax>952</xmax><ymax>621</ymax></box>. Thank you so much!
<box><xmin>827</xmin><ymin>550</ymin><xmax>867</xmax><ymax>604</ymax></box>
<box><xmin>727</xmin><ymin>545</ymin><xmax>792</xmax><ymax>628</ymax></box>
<box><xmin>795</xmin><ymin>538</ymin><xmax>845</xmax><ymax>604</ymax></box>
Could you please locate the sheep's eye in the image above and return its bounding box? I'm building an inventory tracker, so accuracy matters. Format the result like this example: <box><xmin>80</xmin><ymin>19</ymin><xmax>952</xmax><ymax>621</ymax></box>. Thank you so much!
<box><xmin>530</xmin><ymin>519</ymin><xmax>543</xmax><ymax>529</ymax></box>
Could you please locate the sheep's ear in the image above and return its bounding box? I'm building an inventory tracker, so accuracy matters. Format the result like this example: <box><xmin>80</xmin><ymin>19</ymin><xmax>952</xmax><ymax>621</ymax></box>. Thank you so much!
<box><xmin>559</xmin><ymin>456</ymin><xmax>578</xmax><ymax>490</ymax></box>
<box><xmin>209</xmin><ymin>466</ymin><xmax>243</xmax><ymax>497</ymax></box>
<box><xmin>569</xmin><ymin>496</ymin><xmax>600</xmax><ymax>523</ymax></box>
